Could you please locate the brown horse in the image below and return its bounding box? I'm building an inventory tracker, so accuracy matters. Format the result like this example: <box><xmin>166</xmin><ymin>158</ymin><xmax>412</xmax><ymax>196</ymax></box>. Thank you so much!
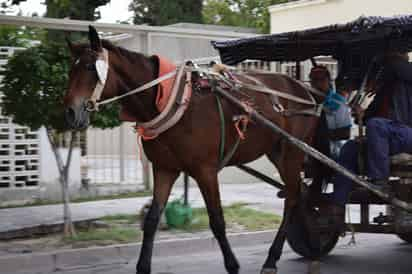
<box><xmin>64</xmin><ymin>26</ymin><xmax>326</xmax><ymax>274</ymax></box>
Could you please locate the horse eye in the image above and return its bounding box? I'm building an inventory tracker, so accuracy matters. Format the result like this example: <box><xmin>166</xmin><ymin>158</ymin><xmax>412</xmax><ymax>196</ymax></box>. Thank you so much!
<box><xmin>86</xmin><ymin>63</ymin><xmax>96</xmax><ymax>71</ymax></box>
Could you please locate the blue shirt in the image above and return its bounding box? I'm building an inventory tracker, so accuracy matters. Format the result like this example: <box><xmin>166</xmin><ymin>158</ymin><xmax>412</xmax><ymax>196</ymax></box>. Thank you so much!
<box><xmin>324</xmin><ymin>90</ymin><xmax>352</xmax><ymax>130</ymax></box>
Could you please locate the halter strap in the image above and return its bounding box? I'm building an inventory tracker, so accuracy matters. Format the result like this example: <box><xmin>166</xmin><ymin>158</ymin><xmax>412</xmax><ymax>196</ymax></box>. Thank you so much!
<box><xmin>87</xmin><ymin>49</ymin><xmax>109</xmax><ymax>110</ymax></box>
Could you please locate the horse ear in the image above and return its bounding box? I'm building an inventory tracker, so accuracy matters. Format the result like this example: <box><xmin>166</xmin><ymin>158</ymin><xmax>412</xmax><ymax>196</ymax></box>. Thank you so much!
<box><xmin>88</xmin><ymin>25</ymin><xmax>102</xmax><ymax>52</ymax></box>
<box><xmin>65</xmin><ymin>35</ymin><xmax>82</xmax><ymax>58</ymax></box>
<box><xmin>66</xmin><ymin>35</ymin><xmax>75</xmax><ymax>52</ymax></box>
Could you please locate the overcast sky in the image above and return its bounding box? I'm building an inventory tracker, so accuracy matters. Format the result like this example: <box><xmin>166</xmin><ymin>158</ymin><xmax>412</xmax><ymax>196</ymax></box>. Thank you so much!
<box><xmin>14</xmin><ymin>0</ymin><xmax>134</xmax><ymax>23</ymax></box>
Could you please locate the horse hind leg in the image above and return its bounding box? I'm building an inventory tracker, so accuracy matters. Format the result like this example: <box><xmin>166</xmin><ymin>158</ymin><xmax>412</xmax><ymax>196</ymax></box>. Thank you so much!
<box><xmin>261</xmin><ymin>202</ymin><xmax>294</xmax><ymax>274</ymax></box>
<box><xmin>193</xmin><ymin>167</ymin><xmax>240</xmax><ymax>274</ymax></box>
<box><xmin>136</xmin><ymin>167</ymin><xmax>179</xmax><ymax>274</ymax></box>
<box><xmin>262</xmin><ymin>144</ymin><xmax>303</xmax><ymax>274</ymax></box>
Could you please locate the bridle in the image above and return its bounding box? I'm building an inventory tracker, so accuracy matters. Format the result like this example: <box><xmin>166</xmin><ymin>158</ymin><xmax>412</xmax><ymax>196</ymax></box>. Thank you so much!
<box><xmin>85</xmin><ymin>48</ymin><xmax>177</xmax><ymax>112</ymax></box>
<box><xmin>85</xmin><ymin>48</ymin><xmax>109</xmax><ymax>112</ymax></box>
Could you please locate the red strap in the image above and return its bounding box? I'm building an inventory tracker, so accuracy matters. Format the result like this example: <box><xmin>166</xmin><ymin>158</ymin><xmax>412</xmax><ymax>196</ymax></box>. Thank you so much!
<box><xmin>135</xmin><ymin>126</ymin><xmax>158</xmax><ymax>140</ymax></box>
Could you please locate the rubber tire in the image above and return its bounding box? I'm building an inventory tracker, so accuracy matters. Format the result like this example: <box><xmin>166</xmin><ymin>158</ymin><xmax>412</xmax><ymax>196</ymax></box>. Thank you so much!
<box><xmin>397</xmin><ymin>233</ymin><xmax>412</xmax><ymax>244</ymax></box>
<box><xmin>287</xmin><ymin>209</ymin><xmax>340</xmax><ymax>259</ymax></box>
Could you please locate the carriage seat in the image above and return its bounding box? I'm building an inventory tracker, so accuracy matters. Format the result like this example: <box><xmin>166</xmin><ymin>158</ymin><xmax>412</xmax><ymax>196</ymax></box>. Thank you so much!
<box><xmin>391</xmin><ymin>153</ymin><xmax>412</xmax><ymax>178</ymax></box>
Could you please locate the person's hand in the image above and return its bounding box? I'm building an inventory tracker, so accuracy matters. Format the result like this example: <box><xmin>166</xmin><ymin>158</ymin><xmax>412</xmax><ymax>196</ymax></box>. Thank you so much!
<box><xmin>361</xmin><ymin>92</ymin><xmax>376</xmax><ymax>109</ymax></box>
<box><xmin>352</xmin><ymin>104</ymin><xmax>365</xmax><ymax>117</ymax></box>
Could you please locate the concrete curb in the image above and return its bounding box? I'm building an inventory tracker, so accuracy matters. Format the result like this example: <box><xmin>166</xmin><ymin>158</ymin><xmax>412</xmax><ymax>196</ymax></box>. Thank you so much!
<box><xmin>0</xmin><ymin>219</ymin><xmax>98</xmax><ymax>240</ymax></box>
<box><xmin>0</xmin><ymin>230</ymin><xmax>276</xmax><ymax>274</ymax></box>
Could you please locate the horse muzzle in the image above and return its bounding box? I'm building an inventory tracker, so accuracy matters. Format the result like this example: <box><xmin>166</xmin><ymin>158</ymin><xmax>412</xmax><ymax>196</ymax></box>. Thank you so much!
<box><xmin>65</xmin><ymin>101</ymin><xmax>90</xmax><ymax>130</ymax></box>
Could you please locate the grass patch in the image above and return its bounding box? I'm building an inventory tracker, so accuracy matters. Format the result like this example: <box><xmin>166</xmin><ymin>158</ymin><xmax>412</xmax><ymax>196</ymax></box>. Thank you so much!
<box><xmin>71</xmin><ymin>191</ymin><xmax>151</xmax><ymax>203</ymax></box>
<box><xmin>101</xmin><ymin>214</ymin><xmax>140</xmax><ymax>224</ymax></box>
<box><xmin>0</xmin><ymin>191</ymin><xmax>152</xmax><ymax>209</ymax></box>
<box><xmin>62</xmin><ymin>203</ymin><xmax>280</xmax><ymax>246</ymax></box>
<box><xmin>65</xmin><ymin>227</ymin><xmax>141</xmax><ymax>244</ymax></box>
<box><xmin>182</xmin><ymin>203</ymin><xmax>281</xmax><ymax>232</ymax></box>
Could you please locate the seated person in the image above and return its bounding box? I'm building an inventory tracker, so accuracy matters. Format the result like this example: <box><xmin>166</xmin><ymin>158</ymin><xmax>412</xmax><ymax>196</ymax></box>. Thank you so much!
<box><xmin>309</xmin><ymin>66</ymin><xmax>352</xmax><ymax>191</ymax></box>
<box><xmin>323</xmin><ymin>88</ymin><xmax>352</xmax><ymax>159</ymax></box>
<box><xmin>330</xmin><ymin>50</ymin><xmax>412</xmax><ymax>226</ymax></box>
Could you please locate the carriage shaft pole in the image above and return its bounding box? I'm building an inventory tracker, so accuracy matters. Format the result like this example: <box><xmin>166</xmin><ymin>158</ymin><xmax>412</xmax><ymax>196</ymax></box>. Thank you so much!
<box><xmin>237</xmin><ymin>164</ymin><xmax>285</xmax><ymax>190</ymax></box>
<box><xmin>214</xmin><ymin>86</ymin><xmax>412</xmax><ymax>212</ymax></box>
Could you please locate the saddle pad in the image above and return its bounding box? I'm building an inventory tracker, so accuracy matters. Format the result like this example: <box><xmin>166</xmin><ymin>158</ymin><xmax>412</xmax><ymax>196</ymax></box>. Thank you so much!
<box><xmin>120</xmin><ymin>55</ymin><xmax>177</xmax><ymax>121</ymax></box>
<box><xmin>155</xmin><ymin>56</ymin><xmax>177</xmax><ymax>112</ymax></box>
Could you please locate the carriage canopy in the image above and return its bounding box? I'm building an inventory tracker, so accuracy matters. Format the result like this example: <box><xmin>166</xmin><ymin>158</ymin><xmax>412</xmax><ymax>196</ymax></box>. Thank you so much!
<box><xmin>212</xmin><ymin>15</ymin><xmax>412</xmax><ymax>86</ymax></box>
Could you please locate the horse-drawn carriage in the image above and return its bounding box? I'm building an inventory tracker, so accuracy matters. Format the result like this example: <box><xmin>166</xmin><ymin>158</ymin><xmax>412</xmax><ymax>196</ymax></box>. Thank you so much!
<box><xmin>213</xmin><ymin>15</ymin><xmax>412</xmax><ymax>260</ymax></box>
<box><xmin>64</xmin><ymin>15</ymin><xmax>412</xmax><ymax>274</ymax></box>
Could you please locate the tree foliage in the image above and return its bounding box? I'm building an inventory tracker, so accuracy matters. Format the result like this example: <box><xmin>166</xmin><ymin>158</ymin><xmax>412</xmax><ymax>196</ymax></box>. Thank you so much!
<box><xmin>0</xmin><ymin>25</ymin><xmax>45</xmax><ymax>47</ymax></box>
<box><xmin>0</xmin><ymin>0</ymin><xmax>26</xmax><ymax>15</ymax></box>
<box><xmin>0</xmin><ymin>42</ymin><xmax>120</xmax><ymax>131</ymax></box>
<box><xmin>129</xmin><ymin>0</ymin><xmax>203</xmax><ymax>26</ymax></box>
<box><xmin>45</xmin><ymin>0</ymin><xmax>110</xmax><ymax>21</ymax></box>
<box><xmin>203</xmin><ymin>0</ymin><xmax>290</xmax><ymax>33</ymax></box>
<box><xmin>1</xmin><ymin>0</ymin><xmax>109</xmax><ymax>19</ymax></box>
<box><xmin>0</xmin><ymin>0</ymin><xmax>120</xmax><ymax>132</ymax></box>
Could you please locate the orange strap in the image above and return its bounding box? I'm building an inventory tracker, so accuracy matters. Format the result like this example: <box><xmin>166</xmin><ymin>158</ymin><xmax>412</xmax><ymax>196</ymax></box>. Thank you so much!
<box><xmin>135</xmin><ymin>126</ymin><xmax>158</xmax><ymax>141</ymax></box>
<box><xmin>234</xmin><ymin>115</ymin><xmax>250</xmax><ymax>140</ymax></box>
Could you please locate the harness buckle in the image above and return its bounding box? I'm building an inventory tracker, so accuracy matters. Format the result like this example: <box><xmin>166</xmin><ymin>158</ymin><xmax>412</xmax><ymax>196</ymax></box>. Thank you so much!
<box><xmin>85</xmin><ymin>100</ymin><xmax>99</xmax><ymax>112</ymax></box>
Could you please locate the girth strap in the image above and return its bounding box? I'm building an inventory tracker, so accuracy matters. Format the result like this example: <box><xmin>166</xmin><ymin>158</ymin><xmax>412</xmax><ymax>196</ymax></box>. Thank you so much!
<box><xmin>215</xmin><ymin>94</ymin><xmax>244</xmax><ymax>171</ymax></box>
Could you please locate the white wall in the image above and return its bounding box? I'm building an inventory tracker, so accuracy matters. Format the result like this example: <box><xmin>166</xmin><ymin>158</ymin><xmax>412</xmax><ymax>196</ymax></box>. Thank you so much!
<box><xmin>39</xmin><ymin>127</ymin><xmax>81</xmax><ymax>198</ymax></box>
<box><xmin>270</xmin><ymin>0</ymin><xmax>412</xmax><ymax>34</ymax></box>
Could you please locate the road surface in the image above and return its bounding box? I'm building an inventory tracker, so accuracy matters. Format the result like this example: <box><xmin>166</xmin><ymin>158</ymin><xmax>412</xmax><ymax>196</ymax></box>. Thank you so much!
<box><xmin>50</xmin><ymin>233</ymin><xmax>411</xmax><ymax>274</ymax></box>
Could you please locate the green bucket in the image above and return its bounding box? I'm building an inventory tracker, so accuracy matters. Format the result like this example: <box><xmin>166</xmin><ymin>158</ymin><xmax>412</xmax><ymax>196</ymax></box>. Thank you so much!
<box><xmin>165</xmin><ymin>199</ymin><xmax>193</xmax><ymax>228</ymax></box>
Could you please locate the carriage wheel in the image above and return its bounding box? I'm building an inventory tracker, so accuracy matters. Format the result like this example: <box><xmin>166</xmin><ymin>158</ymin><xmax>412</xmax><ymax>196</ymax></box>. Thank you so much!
<box><xmin>287</xmin><ymin>207</ymin><xmax>340</xmax><ymax>259</ymax></box>
<box><xmin>397</xmin><ymin>233</ymin><xmax>412</xmax><ymax>244</ymax></box>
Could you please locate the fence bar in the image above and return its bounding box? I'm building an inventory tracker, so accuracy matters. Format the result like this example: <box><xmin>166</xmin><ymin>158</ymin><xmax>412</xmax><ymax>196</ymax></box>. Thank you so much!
<box><xmin>119</xmin><ymin>125</ymin><xmax>125</xmax><ymax>182</ymax></box>
<box><xmin>184</xmin><ymin>173</ymin><xmax>189</xmax><ymax>206</ymax></box>
<box><xmin>295</xmin><ymin>61</ymin><xmax>301</xmax><ymax>80</ymax></box>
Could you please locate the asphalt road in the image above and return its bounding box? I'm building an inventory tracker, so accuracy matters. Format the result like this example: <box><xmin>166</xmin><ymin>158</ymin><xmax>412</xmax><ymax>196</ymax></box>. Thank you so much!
<box><xmin>51</xmin><ymin>233</ymin><xmax>411</xmax><ymax>274</ymax></box>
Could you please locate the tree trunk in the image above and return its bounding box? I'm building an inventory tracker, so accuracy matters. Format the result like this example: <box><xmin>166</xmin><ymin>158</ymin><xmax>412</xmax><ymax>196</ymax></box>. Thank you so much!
<box><xmin>46</xmin><ymin>130</ymin><xmax>76</xmax><ymax>237</ymax></box>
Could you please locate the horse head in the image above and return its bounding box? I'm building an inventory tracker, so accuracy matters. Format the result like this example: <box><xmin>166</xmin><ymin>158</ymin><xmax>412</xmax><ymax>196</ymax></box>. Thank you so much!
<box><xmin>64</xmin><ymin>26</ymin><xmax>119</xmax><ymax>130</ymax></box>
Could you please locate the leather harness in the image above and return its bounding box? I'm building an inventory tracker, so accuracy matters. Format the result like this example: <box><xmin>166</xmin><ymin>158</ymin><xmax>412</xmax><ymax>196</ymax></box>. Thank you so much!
<box><xmin>86</xmin><ymin>48</ymin><xmax>327</xmax><ymax>167</ymax></box>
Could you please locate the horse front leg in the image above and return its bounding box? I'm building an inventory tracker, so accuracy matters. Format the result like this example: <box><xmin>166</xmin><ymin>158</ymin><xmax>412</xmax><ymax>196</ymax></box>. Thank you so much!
<box><xmin>194</xmin><ymin>167</ymin><xmax>240</xmax><ymax>274</ymax></box>
<box><xmin>136</xmin><ymin>167</ymin><xmax>179</xmax><ymax>274</ymax></box>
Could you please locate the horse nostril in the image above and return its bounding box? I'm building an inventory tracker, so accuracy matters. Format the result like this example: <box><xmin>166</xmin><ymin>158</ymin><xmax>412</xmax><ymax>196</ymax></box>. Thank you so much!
<box><xmin>65</xmin><ymin>107</ymin><xmax>76</xmax><ymax>127</ymax></box>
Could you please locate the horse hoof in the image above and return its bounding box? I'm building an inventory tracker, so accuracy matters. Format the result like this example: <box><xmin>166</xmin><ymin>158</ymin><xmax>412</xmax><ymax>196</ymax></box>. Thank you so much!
<box><xmin>136</xmin><ymin>266</ymin><xmax>150</xmax><ymax>274</ymax></box>
<box><xmin>308</xmin><ymin>260</ymin><xmax>320</xmax><ymax>274</ymax></box>
<box><xmin>261</xmin><ymin>268</ymin><xmax>277</xmax><ymax>274</ymax></box>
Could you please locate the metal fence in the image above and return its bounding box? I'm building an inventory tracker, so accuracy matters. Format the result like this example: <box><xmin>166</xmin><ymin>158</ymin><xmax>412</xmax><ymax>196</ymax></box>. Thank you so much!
<box><xmin>82</xmin><ymin>123</ymin><xmax>143</xmax><ymax>187</ymax></box>
<box><xmin>278</xmin><ymin>57</ymin><xmax>338</xmax><ymax>82</ymax></box>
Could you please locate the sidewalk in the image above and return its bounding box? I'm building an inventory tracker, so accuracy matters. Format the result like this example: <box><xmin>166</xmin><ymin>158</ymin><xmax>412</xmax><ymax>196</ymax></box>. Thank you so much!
<box><xmin>0</xmin><ymin>183</ymin><xmax>283</xmax><ymax>239</ymax></box>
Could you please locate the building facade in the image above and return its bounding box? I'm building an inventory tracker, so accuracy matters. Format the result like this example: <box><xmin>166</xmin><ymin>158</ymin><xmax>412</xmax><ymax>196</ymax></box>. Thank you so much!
<box><xmin>270</xmin><ymin>0</ymin><xmax>412</xmax><ymax>35</ymax></box>
<box><xmin>269</xmin><ymin>0</ymin><xmax>412</xmax><ymax>82</ymax></box>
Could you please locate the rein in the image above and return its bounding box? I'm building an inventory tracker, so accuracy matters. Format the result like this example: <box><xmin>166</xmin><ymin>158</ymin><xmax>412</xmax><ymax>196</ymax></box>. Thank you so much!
<box><xmin>85</xmin><ymin>48</ymin><xmax>326</xmax><ymax>117</ymax></box>
<box><xmin>86</xmin><ymin>66</ymin><xmax>177</xmax><ymax>111</ymax></box>
<box><xmin>193</xmin><ymin>66</ymin><xmax>325</xmax><ymax>112</ymax></box>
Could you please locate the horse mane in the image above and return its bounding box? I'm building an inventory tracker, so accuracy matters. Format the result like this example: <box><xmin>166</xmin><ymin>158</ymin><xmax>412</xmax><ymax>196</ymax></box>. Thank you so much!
<box><xmin>74</xmin><ymin>39</ymin><xmax>150</xmax><ymax>63</ymax></box>
<box><xmin>100</xmin><ymin>40</ymin><xmax>158</xmax><ymax>77</ymax></box>
<box><xmin>101</xmin><ymin>40</ymin><xmax>149</xmax><ymax>62</ymax></box>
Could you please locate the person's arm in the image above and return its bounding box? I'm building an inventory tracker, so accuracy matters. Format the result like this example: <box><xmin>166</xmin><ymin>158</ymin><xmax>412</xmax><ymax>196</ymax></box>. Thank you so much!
<box><xmin>363</xmin><ymin>93</ymin><xmax>380</xmax><ymax>122</ymax></box>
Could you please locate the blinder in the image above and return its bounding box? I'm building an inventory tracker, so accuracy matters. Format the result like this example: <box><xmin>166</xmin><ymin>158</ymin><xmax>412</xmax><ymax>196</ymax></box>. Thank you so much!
<box><xmin>86</xmin><ymin>48</ymin><xmax>109</xmax><ymax>112</ymax></box>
